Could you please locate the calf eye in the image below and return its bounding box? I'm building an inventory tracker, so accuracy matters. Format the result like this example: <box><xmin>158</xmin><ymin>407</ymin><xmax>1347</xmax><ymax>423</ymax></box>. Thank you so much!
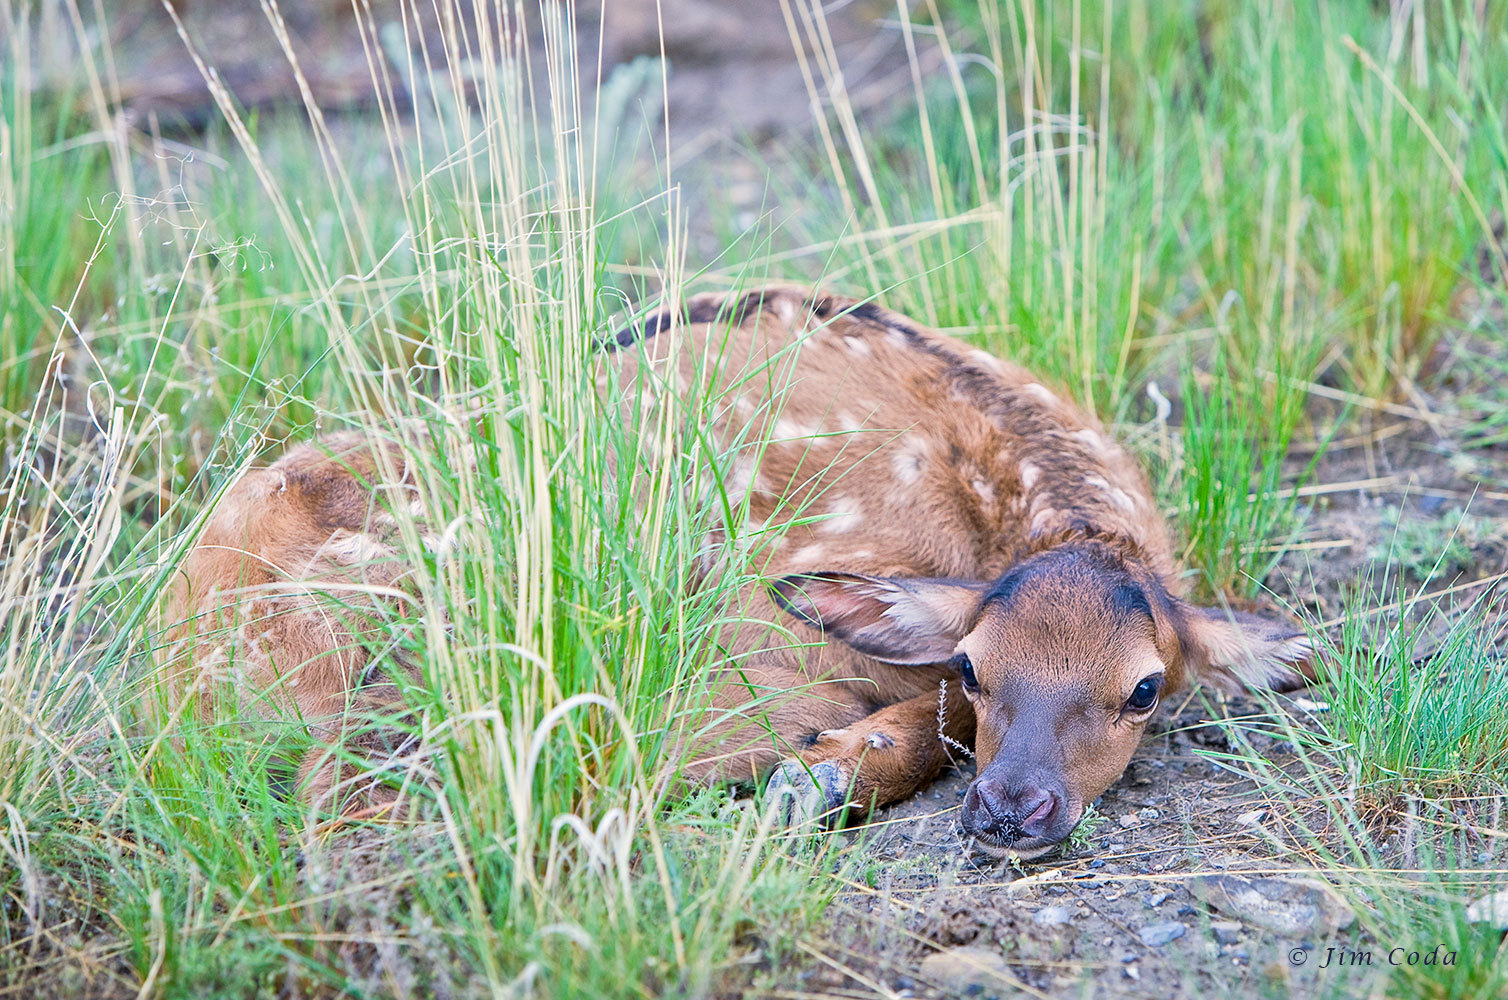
<box><xmin>951</xmin><ymin>653</ymin><xmax>979</xmax><ymax>693</ymax></box>
<box><xmin>1125</xmin><ymin>675</ymin><xmax>1163</xmax><ymax>712</ymax></box>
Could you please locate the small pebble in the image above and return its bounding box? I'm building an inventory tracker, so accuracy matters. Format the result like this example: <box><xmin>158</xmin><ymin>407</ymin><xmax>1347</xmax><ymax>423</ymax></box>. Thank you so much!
<box><xmin>1138</xmin><ymin>808</ymin><xmax>1160</xmax><ymax>821</ymax></box>
<box><xmin>1119</xmin><ymin>814</ymin><xmax>1138</xmax><ymax>828</ymax></box>
<box><xmin>1211</xmin><ymin>920</ymin><xmax>1243</xmax><ymax>945</ymax></box>
<box><xmin>1236</xmin><ymin>808</ymin><xmax>1267</xmax><ymax>826</ymax></box>
<box><xmin>1033</xmin><ymin>905</ymin><xmax>1072</xmax><ymax>927</ymax></box>
<box><xmin>1124</xmin><ymin>963</ymin><xmax>1141</xmax><ymax>981</ymax></box>
<box><xmin>1146</xmin><ymin>890</ymin><xmax>1171</xmax><ymax>907</ymax></box>
<box><xmin>1138</xmin><ymin>921</ymin><xmax>1187</xmax><ymax>947</ymax></box>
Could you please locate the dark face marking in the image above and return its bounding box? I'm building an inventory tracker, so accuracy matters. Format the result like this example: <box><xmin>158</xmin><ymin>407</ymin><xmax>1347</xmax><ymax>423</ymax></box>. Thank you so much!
<box><xmin>1110</xmin><ymin>582</ymin><xmax>1153</xmax><ymax>622</ymax></box>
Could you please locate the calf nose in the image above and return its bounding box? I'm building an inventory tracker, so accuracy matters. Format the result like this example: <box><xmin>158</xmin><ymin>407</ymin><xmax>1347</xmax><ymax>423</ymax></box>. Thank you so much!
<box><xmin>966</xmin><ymin>776</ymin><xmax>1064</xmax><ymax>840</ymax></box>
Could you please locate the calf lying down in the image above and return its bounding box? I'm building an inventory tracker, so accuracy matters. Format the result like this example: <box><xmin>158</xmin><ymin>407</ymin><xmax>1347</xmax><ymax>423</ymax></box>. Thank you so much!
<box><xmin>162</xmin><ymin>287</ymin><xmax>1312</xmax><ymax>857</ymax></box>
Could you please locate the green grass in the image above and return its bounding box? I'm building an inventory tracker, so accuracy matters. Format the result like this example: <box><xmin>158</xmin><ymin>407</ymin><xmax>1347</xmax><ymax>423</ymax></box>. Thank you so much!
<box><xmin>3</xmin><ymin>0</ymin><xmax>1508</xmax><ymax>996</ymax></box>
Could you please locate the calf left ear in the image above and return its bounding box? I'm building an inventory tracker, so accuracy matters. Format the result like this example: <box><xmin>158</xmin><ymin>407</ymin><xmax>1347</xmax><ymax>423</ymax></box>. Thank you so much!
<box><xmin>1176</xmin><ymin>601</ymin><xmax>1315</xmax><ymax>693</ymax></box>
<box><xmin>770</xmin><ymin>572</ymin><xmax>988</xmax><ymax>665</ymax></box>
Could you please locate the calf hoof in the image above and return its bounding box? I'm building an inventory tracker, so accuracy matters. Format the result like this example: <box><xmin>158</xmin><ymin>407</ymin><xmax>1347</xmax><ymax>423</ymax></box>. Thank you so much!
<box><xmin>765</xmin><ymin>758</ymin><xmax>850</xmax><ymax>829</ymax></box>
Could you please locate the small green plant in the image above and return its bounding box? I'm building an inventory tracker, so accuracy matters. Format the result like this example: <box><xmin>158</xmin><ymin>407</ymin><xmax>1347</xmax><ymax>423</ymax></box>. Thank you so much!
<box><xmin>1175</xmin><ymin>338</ymin><xmax>1322</xmax><ymax>599</ymax></box>
<box><xmin>1063</xmin><ymin>802</ymin><xmax>1107</xmax><ymax>855</ymax></box>
<box><xmin>1372</xmin><ymin>505</ymin><xmax>1503</xmax><ymax>581</ymax></box>
<box><xmin>1316</xmin><ymin>590</ymin><xmax>1508</xmax><ymax>802</ymax></box>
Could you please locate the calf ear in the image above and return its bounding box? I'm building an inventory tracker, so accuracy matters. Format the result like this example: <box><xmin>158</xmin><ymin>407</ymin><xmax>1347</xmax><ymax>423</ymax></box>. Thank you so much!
<box><xmin>1176</xmin><ymin>601</ymin><xmax>1315</xmax><ymax>693</ymax></box>
<box><xmin>771</xmin><ymin>572</ymin><xmax>987</xmax><ymax>665</ymax></box>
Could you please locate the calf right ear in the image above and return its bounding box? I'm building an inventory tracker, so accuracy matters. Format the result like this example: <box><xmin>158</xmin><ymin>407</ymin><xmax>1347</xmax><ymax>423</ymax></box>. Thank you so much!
<box><xmin>1175</xmin><ymin>600</ymin><xmax>1315</xmax><ymax>694</ymax></box>
<box><xmin>770</xmin><ymin>572</ymin><xmax>987</xmax><ymax>665</ymax></box>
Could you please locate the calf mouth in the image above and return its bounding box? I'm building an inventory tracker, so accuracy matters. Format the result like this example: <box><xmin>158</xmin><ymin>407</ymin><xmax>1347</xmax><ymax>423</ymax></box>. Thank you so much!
<box><xmin>964</xmin><ymin>829</ymin><xmax>1063</xmax><ymax>861</ymax></box>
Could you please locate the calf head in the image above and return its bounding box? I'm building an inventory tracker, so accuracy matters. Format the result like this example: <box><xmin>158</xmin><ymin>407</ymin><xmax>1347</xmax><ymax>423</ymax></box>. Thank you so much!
<box><xmin>774</xmin><ymin>544</ymin><xmax>1312</xmax><ymax>858</ymax></box>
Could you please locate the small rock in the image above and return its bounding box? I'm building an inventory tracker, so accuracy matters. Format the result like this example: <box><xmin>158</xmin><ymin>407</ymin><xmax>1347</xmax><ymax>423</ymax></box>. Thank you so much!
<box><xmin>1146</xmin><ymin>890</ymin><xmax>1171</xmax><ymax>907</ymax></box>
<box><xmin>1138</xmin><ymin>808</ymin><xmax>1161</xmax><ymax>821</ymax></box>
<box><xmin>1189</xmin><ymin>875</ymin><xmax>1356</xmax><ymax>937</ymax></box>
<box><xmin>893</xmin><ymin>975</ymin><xmax>915</xmax><ymax>991</ymax></box>
<box><xmin>1033</xmin><ymin>905</ymin><xmax>1072</xmax><ymax>927</ymax></box>
<box><xmin>1466</xmin><ymin>890</ymin><xmax>1508</xmax><ymax>929</ymax></box>
<box><xmin>1138</xmin><ymin>921</ymin><xmax>1187</xmax><ymax>947</ymax></box>
<box><xmin>1119</xmin><ymin>952</ymin><xmax>1137</xmax><ymax>964</ymax></box>
<box><xmin>1211</xmin><ymin>920</ymin><xmax>1243</xmax><ymax>945</ymax></box>
<box><xmin>918</xmin><ymin>946</ymin><xmax>1016</xmax><ymax>995</ymax></box>
<box><xmin>1124</xmin><ymin>963</ymin><xmax>1141</xmax><ymax>981</ymax></box>
<box><xmin>1236</xmin><ymin>809</ymin><xmax>1268</xmax><ymax>826</ymax></box>
<box><xmin>1119</xmin><ymin>814</ymin><xmax>1138</xmax><ymax>828</ymax></box>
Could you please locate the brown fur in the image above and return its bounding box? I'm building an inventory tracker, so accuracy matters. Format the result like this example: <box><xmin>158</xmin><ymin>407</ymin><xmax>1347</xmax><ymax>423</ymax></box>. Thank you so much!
<box><xmin>161</xmin><ymin>288</ymin><xmax>1312</xmax><ymax>850</ymax></box>
<box><xmin>157</xmin><ymin>432</ymin><xmax>427</xmax><ymax>809</ymax></box>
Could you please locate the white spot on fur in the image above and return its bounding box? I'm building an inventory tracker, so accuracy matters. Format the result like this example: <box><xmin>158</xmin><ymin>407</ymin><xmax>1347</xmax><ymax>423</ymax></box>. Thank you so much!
<box><xmin>847</xmin><ymin>548</ymin><xmax>874</xmax><ymax>559</ymax></box>
<box><xmin>320</xmin><ymin>530</ymin><xmax>396</xmax><ymax>564</ymax></box>
<box><xmin>819</xmin><ymin>496</ymin><xmax>864</xmax><ymax>534</ymax></box>
<box><xmin>844</xmin><ymin>335</ymin><xmax>872</xmax><ymax>356</ymax></box>
<box><xmin>790</xmin><ymin>543</ymin><xmax>826</xmax><ymax>566</ymax></box>
<box><xmin>1021</xmin><ymin>382</ymin><xmax>1057</xmax><ymax>404</ymax></box>
<box><xmin>726</xmin><ymin>459</ymin><xmax>756</xmax><ymax>504</ymax></box>
<box><xmin>1073</xmin><ymin>427</ymin><xmax>1106</xmax><ymax>452</ymax></box>
<box><xmin>970</xmin><ymin>349</ymin><xmax>1004</xmax><ymax>374</ymax></box>
<box><xmin>837</xmin><ymin>411</ymin><xmax>864</xmax><ymax>433</ymax></box>
<box><xmin>970</xmin><ymin>476</ymin><xmax>996</xmax><ymax>508</ymax></box>
<box><xmin>773</xmin><ymin>417</ymin><xmax>818</xmax><ymax>441</ymax></box>
<box><xmin>1084</xmin><ymin>474</ymin><xmax>1136</xmax><ymax>512</ymax></box>
<box><xmin>892</xmin><ymin>436</ymin><xmax>927</xmax><ymax>483</ymax></box>
<box><xmin>1029</xmin><ymin>507</ymin><xmax>1057</xmax><ymax>535</ymax></box>
<box><xmin>1018</xmin><ymin>462</ymin><xmax>1041</xmax><ymax>491</ymax></box>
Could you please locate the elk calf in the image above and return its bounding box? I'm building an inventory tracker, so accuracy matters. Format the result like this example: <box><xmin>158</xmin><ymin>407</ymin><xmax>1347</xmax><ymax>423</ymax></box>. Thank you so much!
<box><xmin>163</xmin><ymin>287</ymin><xmax>1312</xmax><ymax>856</ymax></box>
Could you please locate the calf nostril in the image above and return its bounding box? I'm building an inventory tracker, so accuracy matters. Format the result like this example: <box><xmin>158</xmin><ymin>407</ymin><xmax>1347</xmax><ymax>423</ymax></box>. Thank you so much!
<box><xmin>1019</xmin><ymin>788</ymin><xmax>1060</xmax><ymax>834</ymax></box>
<box><xmin>964</xmin><ymin>784</ymin><xmax>982</xmax><ymax>812</ymax></box>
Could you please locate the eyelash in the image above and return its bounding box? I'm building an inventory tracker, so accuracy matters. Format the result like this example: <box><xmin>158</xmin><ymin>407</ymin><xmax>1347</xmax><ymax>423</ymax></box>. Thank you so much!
<box><xmin>951</xmin><ymin>653</ymin><xmax>979</xmax><ymax>692</ymax></box>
